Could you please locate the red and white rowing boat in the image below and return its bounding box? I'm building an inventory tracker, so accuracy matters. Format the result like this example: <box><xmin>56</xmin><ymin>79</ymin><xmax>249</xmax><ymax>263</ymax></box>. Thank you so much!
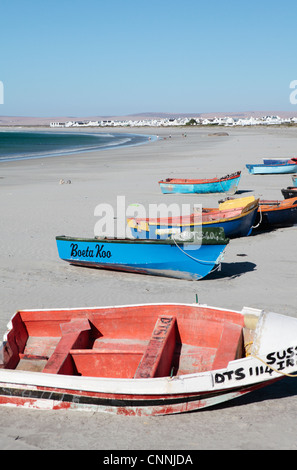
<box><xmin>0</xmin><ymin>302</ymin><xmax>296</xmax><ymax>416</ymax></box>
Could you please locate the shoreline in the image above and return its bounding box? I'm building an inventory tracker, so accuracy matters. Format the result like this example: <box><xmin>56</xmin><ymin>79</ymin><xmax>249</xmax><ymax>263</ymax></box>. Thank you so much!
<box><xmin>1</xmin><ymin>125</ymin><xmax>297</xmax><ymax>449</ymax></box>
<box><xmin>0</xmin><ymin>128</ymin><xmax>158</xmax><ymax>163</ymax></box>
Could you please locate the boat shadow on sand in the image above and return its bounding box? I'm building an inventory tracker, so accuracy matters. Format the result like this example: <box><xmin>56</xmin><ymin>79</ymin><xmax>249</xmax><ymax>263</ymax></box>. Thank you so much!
<box><xmin>68</xmin><ymin>260</ymin><xmax>257</xmax><ymax>281</ymax></box>
<box><xmin>205</xmin><ymin>260</ymin><xmax>257</xmax><ymax>280</ymax></box>
<box><xmin>250</xmin><ymin>225</ymin><xmax>297</xmax><ymax>237</ymax></box>
<box><xmin>232</xmin><ymin>189</ymin><xmax>254</xmax><ymax>195</ymax></box>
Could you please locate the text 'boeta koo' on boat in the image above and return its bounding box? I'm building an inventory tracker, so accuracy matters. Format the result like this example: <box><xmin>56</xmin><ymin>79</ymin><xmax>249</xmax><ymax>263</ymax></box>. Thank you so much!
<box><xmin>128</xmin><ymin>196</ymin><xmax>259</xmax><ymax>240</ymax></box>
<box><xmin>246</xmin><ymin>158</ymin><xmax>297</xmax><ymax>175</ymax></box>
<box><xmin>1</xmin><ymin>302</ymin><xmax>297</xmax><ymax>416</ymax></box>
<box><xmin>158</xmin><ymin>171</ymin><xmax>241</xmax><ymax>194</ymax></box>
<box><xmin>56</xmin><ymin>228</ymin><xmax>229</xmax><ymax>281</ymax></box>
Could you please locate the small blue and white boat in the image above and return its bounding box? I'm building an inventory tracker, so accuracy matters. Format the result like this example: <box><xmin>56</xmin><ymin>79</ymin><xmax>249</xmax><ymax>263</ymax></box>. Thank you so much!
<box><xmin>158</xmin><ymin>171</ymin><xmax>241</xmax><ymax>194</ymax></box>
<box><xmin>262</xmin><ymin>158</ymin><xmax>290</xmax><ymax>165</ymax></box>
<box><xmin>246</xmin><ymin>159</ymin><xmax>297</xmax><ymax>174</ymax></box>
<box><xmin>56</xmin><ymin>228</ymin><xmax>229</xmax><ymax>281</ymax></box>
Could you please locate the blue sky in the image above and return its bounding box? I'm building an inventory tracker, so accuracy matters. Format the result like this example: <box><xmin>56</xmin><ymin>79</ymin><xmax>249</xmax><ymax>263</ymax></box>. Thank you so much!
<box><xmin>1</xmin><ymin>0</ymin><xmax>297</xmax><ymax>117</ymax></box>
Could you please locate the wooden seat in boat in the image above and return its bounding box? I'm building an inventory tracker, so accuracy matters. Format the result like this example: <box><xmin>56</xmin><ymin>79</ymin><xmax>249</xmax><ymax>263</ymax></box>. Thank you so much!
<box><xmin>69</xmin><ymin>315</ymin><xmax>177</xmax><ymax>379</ymax></box>
<box><xmin>43</xmin><ymin>318</ymin><xmax>91</xmax><ymax>374</ymax></box>
<box><xmin>134</xmin><ymin>315</ymin><xmax>176</xmax><ymax>378</ymax></box>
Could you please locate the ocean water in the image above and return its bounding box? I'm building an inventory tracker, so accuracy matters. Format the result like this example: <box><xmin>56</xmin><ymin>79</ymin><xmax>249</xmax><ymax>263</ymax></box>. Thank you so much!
<box><xmin>0</xmin><ymin>130</ymin><xmax>155</xmax><ymax>162</ymax></box>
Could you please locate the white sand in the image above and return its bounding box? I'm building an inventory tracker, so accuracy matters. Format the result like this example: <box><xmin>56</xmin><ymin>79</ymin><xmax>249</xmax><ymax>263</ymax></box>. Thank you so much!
<box><xmin>0</xmin><ymin>125</ymin><xmax>297</xmax><ymax>450</ymax></box>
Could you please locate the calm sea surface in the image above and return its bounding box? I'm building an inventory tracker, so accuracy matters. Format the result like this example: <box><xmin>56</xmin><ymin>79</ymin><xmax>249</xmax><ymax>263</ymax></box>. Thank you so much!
<box><xmin>0</xmin><ymin>131</ymin><xmax>155</xmax><ymax>162</ymax></box>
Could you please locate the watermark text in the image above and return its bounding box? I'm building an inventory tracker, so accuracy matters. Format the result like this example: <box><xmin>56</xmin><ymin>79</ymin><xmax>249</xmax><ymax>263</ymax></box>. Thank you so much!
<box><xmin>94</xmin><ymin>196</ymin><xmax>202</xmax><ymax>239</ymax></box>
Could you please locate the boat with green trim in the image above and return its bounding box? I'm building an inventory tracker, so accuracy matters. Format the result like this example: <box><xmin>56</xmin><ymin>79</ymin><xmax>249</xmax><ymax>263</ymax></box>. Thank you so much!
<box><xmin>56</xmin><ymin>228</ymin><xmax>229</xmax><ymax>281</ymax></box>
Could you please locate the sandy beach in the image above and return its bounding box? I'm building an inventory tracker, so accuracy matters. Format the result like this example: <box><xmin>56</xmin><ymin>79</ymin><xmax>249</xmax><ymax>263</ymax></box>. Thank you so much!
<box><xmin>1</xmin><ymin>125</ymin><xmax>297</xmax><ymax>450</ymax></box>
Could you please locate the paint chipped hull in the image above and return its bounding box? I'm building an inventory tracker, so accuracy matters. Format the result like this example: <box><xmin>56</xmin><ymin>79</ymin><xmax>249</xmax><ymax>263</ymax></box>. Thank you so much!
<box><xmin>0</xmin><ymin>376</ymin><xmax>281</xmax><ymax>415</ymax></box>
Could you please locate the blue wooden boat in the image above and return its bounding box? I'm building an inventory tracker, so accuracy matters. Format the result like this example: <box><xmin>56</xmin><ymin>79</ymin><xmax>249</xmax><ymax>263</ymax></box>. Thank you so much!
<box><xmin>262</xmin><ymin>158</ymin><xmax>290</xmax><ymax>165</ymax></box>
<box><xmin>128</xmin><ymin>197</ymin><xmax>259</xmax><ymax>239</ymax></box>
<box><xmin>246</xmin><ymin>159</ymin><xmax>297</xmax><ymax>174</ymax></box>
<box><xmin>158</xmin><ymin>171</ymin><xmax>241</xmax><ymax>194</ymax></box>
<box><xmin>292</xmin><ymin>174</ymin><xmax>297</xmax><ymax>187</ymax></box>
<box><xmin>56</xmin><ymin>228</ymin><xmax>229</xmax><ymax>281</ymax></box>
<box><xmin>254</xmin><ymin>197</ymin><xmax>297</xmax><ymax>229</ymax></box>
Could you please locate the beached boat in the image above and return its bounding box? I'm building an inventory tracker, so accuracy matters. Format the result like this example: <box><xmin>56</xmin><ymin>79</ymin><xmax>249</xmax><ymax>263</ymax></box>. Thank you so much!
<box><xmin>255</xmin><ymin>197</ymin><xmax>297</xmax><ymax>229</ymax></box>
<box><xmin>246</xmin><ymin>158</ymin><xmax>297</xmax><ymax>175</ymax></box>
<box><xmin>292</xmin><ymin>175</ymin><xmax>297</xmax><ymax>187</ymax></box>
<box><xmin>0</xmin><ymin>302</ymin><xmax>296</xmax><ymax>416</ymax></box>
<box><xmin>262</xmin><ymin>158</ymin><xmax>290</xmax><ymax>165</ymax></box>
<box><xmin>158</xmin><ymin>171</ymin><xmax>241</xmax><ymax>194</ymax></box>
<box><xmin>55</xmin><ymin>228</ymin><xmax>229</xmax><ymax>281</ymax></box>
<box><xmin>128</xmin><ymin>197</ymin><xmax>259</xmax><ymax>240</ymax></box>
<box><xmin>281</xmin><ymin>187</ymin><xmax>297</xmax><ymax>199</ymax></box>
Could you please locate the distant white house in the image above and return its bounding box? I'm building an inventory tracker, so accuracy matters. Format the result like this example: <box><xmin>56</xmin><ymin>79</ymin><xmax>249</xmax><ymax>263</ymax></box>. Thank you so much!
<box><xmin>50</xmin><ymin>122</ymin><xmax>65</xmax><ymax>127</ymax></box>
<box><xmin>262</xmin><ymin>115</ymin><xmax>282</xmax><ymax>125</ymax></box>
<box><xmin>235</xmin><ymin>117</ymin><xmax>259</xmax><ymax>126</ymax></box>
<box><xmin>224</xmin><ymin>117</ymin><xmax>235</xmax><ymax>126</ymax></box>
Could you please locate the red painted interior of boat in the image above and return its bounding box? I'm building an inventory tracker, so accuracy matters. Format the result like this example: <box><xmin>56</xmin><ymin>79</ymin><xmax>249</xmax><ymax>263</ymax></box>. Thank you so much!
<box><xmin>3</xmin><ymin>305</ymin><xmax>245</xmax><ymax>379</ymax></box>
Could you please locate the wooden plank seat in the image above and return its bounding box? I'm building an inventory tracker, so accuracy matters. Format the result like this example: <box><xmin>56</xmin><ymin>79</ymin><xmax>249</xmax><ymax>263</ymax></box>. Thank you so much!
<box><xmin>134</xmin><ymin>315</ymin><xmax>177</xmax><ymax>378</ymax></box>
<box><xmin>16</xmin><ymin>337</ymin><xmax>60</xmax><ymax>372</ymax></box>
<box><xmin>70</xmin><ymin>339</ymin><xmax>148</xmax><ymax>378</ymax></box>
<box><xmin>43</xmin><ymin>318</ymin><xmax>91</xmax><ymax>375</ymax></box>
<box><xmin>69</xmin><ymin>316</ymin><xmax>177</xmax><ymax>379</ymax></box>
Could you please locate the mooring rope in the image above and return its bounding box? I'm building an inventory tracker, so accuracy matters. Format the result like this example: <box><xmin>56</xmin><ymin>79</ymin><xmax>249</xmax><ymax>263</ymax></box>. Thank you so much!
<box><xmin>171</xmin><ymin>236</ymin><xmax>223</xmax><ymax>279</ymax></box>
<box><xmin>172</xmin><ymin>236</ymin><xmax>220</xmax><ymax>265</ymax></box>
<box><xmin>252</xmin><ymin>204</ymin><xmax>262</xmax><ymax>229</ymax></box>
